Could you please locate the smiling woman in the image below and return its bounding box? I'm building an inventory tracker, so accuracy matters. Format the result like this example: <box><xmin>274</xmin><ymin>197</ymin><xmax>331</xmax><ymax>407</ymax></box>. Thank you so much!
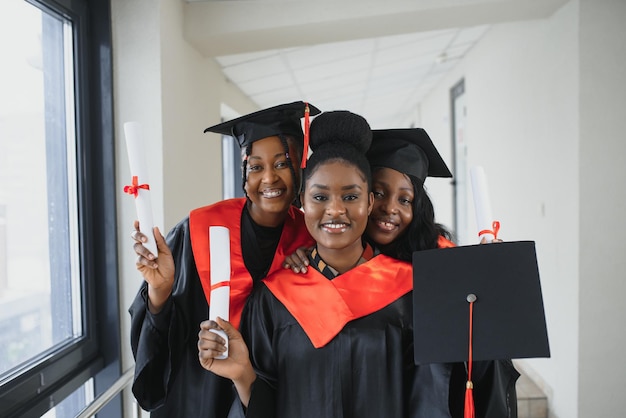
<box><xmin>130</xmin><ymin>101</ymin><xmax>320</xmax><ymax>417</ymax></box>
<box><xmin>367</xmin><ymin>166</ymin><xmax>416</xmax><ymax>245</ymax></box>
<box><xmin>302</xmin><ymin>160</ymin><xmax>372</xmax><ymax>264</ymax></box>
<box><xmin>243</xmin><ymin>136</ymin><xmax>302</xmax><ymax>226</ymax></box>
<box><xmin>300</xmin><ymin>111</ymin><xmax>373</xmax><ymax>273</ymax></box>
<box><xmin>365</xmin><ymin>128</ymin><xmax>455</xmax><ymax>261</ymax></box>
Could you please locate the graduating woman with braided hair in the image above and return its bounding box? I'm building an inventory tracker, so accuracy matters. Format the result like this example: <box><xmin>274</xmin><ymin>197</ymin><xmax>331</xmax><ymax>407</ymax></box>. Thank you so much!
<box><xmin>128</xmin><ymin>101</ymin><xmax>320</xmax><ymax>417</ymax></box>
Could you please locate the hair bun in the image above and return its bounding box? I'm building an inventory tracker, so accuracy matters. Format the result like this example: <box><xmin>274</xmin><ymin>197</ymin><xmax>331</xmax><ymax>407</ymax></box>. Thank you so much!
<box><xmin>309</xmin><ymin>110</ymin><xmax>372</xmax><ymax>154</ymax></box>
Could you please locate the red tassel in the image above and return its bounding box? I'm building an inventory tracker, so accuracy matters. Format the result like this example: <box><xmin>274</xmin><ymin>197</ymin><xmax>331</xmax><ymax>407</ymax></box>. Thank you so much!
<box><xmin>465</xmin><ymin>297</ymin><xmax>476</xmax><ymax>418</ymax></box>
<box><xmin>465</xmin><ymin>381</ymin><xmax>475</xmax><ymax>418</ymax></box>
<box><xmin>300</xmin><ymin>102</ymin><xmax>310</xmax><ymax>169</ymax></box>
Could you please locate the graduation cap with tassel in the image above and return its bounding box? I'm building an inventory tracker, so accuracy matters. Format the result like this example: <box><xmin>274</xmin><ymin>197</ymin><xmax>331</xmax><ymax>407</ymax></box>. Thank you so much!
<box><xmin>412</xmin><ymin>240</ymin><xmax>551</xmax><ymax>418</ymax></box>
<box><xmin>204</xmin><ymin>100</ymin><xmax>320</xmax><ymax>170</ymax></box>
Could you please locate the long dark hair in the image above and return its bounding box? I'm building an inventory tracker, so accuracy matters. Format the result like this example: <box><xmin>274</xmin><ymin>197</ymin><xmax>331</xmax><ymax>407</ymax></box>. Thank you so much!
<box><xmin>368</xmin><ymin>171</ymin><xmax>452</xmax><ymax>261</ymax></box>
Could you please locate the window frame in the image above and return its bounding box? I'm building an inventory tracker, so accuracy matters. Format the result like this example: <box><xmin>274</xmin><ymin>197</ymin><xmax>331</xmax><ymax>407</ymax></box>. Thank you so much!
<box><xmin>0</xmin><ymin>0</ymin><xmax>121</xmax><ymax>416</ymax></box>
<box><xmin>450</xmin><ymin>77</ymin><xmax>466</xmax><ymax>243</ymax></box>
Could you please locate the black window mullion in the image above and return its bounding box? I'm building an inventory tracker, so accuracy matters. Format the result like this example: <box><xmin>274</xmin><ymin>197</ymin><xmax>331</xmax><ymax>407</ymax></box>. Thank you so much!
<box><xmin>82</xmin><ymin>0</ymin><xmax>122</xmax><ymax>414</ymax></box>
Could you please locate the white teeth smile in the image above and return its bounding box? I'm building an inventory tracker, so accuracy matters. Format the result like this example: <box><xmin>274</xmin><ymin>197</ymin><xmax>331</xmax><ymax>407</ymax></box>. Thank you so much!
<box><xmin>376</xmin><ymin>220</ymin><xmax>397</xmax><ymax>231</ymax></box>
<box><xmin>262</xmin><ymin>190</ymin><xmax>283</xmax><ymax>198</ymax></box>
<box><xmin>322</xmin><ymin>223</ymin><xmax>348</xmax><ymax>232</ymax></box>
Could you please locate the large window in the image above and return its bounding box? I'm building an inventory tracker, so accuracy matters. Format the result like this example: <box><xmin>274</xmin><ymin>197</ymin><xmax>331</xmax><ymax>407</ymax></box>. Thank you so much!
<box><xmin>0</xmin><ymin>0</ymin><xmax>82</xmax><ymax>378</ymax></box>
<box><xmin>0</xmin><ymin>0</ymin><xmax>120</xmax><ymax>417</ymax></box>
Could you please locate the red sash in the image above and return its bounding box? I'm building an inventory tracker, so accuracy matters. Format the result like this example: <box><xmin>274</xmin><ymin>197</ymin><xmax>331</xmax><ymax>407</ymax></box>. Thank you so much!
<box><xmin>189</xmin><ymin>198</ymin><xmax>312</xmax><ymax>328</ymax></box>
<box><xmin>263</xmin><ymin>236</ymin><xmax>456</xmax><ymax>347</ymax></box>
<box><xmin>263</xmin><ymin>254</ymin><xmax>413</xmax><ymax>348</ymax></box>
<box><xmin>438</xmin><ymin>235</ymin><xmax>456</xmax><ymax>248</ymax></box>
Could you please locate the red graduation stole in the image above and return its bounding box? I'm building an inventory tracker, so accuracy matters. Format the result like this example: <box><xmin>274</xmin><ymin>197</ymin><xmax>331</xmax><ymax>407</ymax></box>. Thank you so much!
<box><xmin>189</xmin><ymin>198</ymin><xmax>312</xmax><ymax>329</ymax></box>
<box><xmin>263</xmin><ymin>254</ymin><xmax>413</xmax><ymax>348</ymax></box>
<box><xmin>438</xmin><ymin>235</ymin><xmax>455</xmax><ymax>248</ymax></box>
<box><xmin>263</xmin><ymin>236</ymin><xmax>456</xmax><ymax>348</ymax></box>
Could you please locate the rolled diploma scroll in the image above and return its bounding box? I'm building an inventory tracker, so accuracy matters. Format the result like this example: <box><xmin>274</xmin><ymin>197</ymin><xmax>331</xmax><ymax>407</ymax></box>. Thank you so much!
<box><xmin>469</xmin><ymin>166</ymin><xmax>495</xmax><ymax>242</ymax></box>
<box><xmin>209</xmin><ymin>226</ymin><xmax>231</xmax><ymax>359</ymax></box>
<box><xmin>124</xmin><ymin>121</ymin><xmax>158</xmax><ymax>257</ymax></box>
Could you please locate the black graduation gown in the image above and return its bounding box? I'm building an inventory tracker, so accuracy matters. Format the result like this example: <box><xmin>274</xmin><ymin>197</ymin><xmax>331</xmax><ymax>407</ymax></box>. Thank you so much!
<box><xmin>241</xmin><ymin>253</ymin><xmax>519</xmax><ymax>418</ymax></box>
<box><xmin>241</xmin><ymin>256</ymin><xmax>417</xmax><ymax>418</ymax></box>
<box><xmin>410</xmin><ymin>359</ymin><xmax>519</xmax><ymax>418</ymax></box>
<box><xmin>129</xmin><ymin>198</ymin><xmax>311</xmax><ymax>417</ymax></box>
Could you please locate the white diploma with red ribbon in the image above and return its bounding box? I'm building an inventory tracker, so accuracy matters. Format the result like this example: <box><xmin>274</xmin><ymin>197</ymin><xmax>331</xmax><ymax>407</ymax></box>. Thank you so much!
<box><xmin>123</xmin><ymin>121</ymin><xmax>158</xmax><ymax>257</ymax></box>
<box><xmin>209</xmin><ymin>226</ymin><xmax>231</xmax><ymax>359</ymax></box>
<box><xmin>469</xmin><ymin>166</ymin><xmax>500</xmax><ymax>243</ymax></box>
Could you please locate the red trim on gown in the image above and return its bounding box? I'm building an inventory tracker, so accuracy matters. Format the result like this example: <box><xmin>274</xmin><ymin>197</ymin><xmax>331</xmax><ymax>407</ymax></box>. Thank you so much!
<box><xmin>438</xmin><ymin>235</ymin><xmax>456</xmax><ymax>248</ymax></box>
<box><xmin>189</xmin><ymin>198</ymin><xmax>312</xmax><ymax>328</ymax></box>
<box><xmin>263</xmin><ymin>254</ymin><xmax>412</xmax><ymax>348</ymax></box>
<box><xmin>263</xmin><ymin>235</ymin><xmax>456</xmax><ymax>348</ymax></box>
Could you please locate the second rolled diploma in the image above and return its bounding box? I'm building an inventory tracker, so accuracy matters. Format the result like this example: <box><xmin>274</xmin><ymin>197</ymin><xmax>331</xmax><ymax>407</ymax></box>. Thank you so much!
<box><xmin>209</xmin><ymin>226</ymin><xmax>231</xmax><ymax>359</ymax></box>
<box><xmin>123</xmin><ymin>121</ymin><xmax>158</xmax><ymax>256</ymax></box>
<box><xmin>469</xmin><ymin>166</ymin><xmax>499</xmax><ymax>242</ymax></box>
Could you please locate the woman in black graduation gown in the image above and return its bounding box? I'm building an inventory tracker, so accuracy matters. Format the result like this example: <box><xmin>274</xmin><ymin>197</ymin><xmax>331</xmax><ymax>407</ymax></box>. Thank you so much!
<box><xmin>128</xmin><ymin>101</ymin><xmax>319</xmax><ymax>417</ymax></box>
<box><xmin>365</xmin><ymin>128</ymin><xmax>520</xmax><ymax>417</ymax></box>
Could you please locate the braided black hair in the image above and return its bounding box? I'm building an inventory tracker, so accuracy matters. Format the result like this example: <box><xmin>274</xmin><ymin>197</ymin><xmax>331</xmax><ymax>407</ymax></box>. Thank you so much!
<box><xmin>240</xmin><ymin>142</ymin><xmax>253</xmax><ymax>198</ymax></box>
<box><xmin>278</xmin><ymin>134</ymin><xmax>302</xmax><ymax>206</ymax></box>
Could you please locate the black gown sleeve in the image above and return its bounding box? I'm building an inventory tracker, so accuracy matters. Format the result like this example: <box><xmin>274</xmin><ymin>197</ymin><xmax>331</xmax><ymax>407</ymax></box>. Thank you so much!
<box><xmin>447</xmin><ymin>360</ymin><xmax>520</xmax><ymax>418</ymax></box>
<box><xmin>472</xmin><ymin>360</ymin><xmax>520</xmax><ymax>418</ymax></box>
<box><xmin>128</xmin><ymin>284</ymin><xmax>174</xmax><ymax>409</ymax></box>
<box><xmin>239</xmin><ymin>283</ymin><xmax>278</xmax><ymax>418</ymax></box>
<box><xmin>410</xmin><ymin>362</ymin><xmax>456</xmax><ymax>418</ymax></box>
<box><xmin>128</xmin><ymin>218</ymin><xmax>203</xmax><ymax>411</ymax></box>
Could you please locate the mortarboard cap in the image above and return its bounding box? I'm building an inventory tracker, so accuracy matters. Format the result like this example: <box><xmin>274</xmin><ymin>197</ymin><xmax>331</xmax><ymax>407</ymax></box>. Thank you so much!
<box><xmin>412</xmin><ymin>241</ymin><xmax>550</xmax><ymax>365</ymax></box>
<box><xmin>204</xmin><ymin>101</ymin><xmax>321</xmax><ymax>149</ymax></box>
<box><xmin>367</xmin><ymin>128</ymin><xmax>452</xmax><ymax>184</ymax></box>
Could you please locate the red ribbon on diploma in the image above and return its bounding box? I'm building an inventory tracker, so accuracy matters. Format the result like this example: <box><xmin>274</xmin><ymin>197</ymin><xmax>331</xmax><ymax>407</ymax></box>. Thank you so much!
<box><xmin>478</xmin><ymin>220</ymin><xmax>500</xmax><ymax>240</ymax></box>
<box><xmin>124</xmin><ymin>175</ymin><xmax>150</xmax><ymax>198</ymax></box>
<box><xmin>210</xmin><ymin>281</ymin><xmax>230</xmax><ymax>292</ymax></box>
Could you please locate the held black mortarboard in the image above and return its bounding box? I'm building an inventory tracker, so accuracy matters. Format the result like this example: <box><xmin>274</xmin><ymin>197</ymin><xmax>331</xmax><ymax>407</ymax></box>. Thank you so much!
<box><xmin>412</xmin><ymin>241</ymin><xmax>550</xmax><ymax>418</ymax></box>
<box><xmin>204</xmin><ymin>101</ymin><xmax>322</xmax><ymax>168</ymax></box>
<box><xmin>367</xmin><ymin>128</ymin><xmax>452</xmax><ymax>184</ymax></box>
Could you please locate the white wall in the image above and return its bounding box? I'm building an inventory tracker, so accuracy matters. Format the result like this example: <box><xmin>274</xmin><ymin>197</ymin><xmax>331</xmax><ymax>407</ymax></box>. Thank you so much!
<box><xmin>578</xmin><ymin>0</ymin><xmax>626</xmax><ymax>417</ymax></box>
<box><xmin>111</xmin><ymin>0</ymin><xmax>257</xmax><ymax>416</ymax></box>
<box><xmin>111</xmin><ymin>2</ymin><xmax>164</xmax><ymax>406</ymax></box>
<box><xmin>421</xmin><ymin>1</ymin><xmax>626</xmax><ymax>417</ymax></box>
<box><xmin>160</xmin><ymin>0</ymin><xmax>222</xmax><ymax>229</ymax></box>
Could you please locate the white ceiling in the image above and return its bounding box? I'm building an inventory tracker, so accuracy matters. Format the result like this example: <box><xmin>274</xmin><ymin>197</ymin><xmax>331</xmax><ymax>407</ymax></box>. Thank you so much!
<box><xmin>214</xmin><ymin>25</ymin><xmax>490</xmax><ymax>128</ymax></box>
<box><xmin>184</xmin><ymin>0</ymin><xmax>569</xmax><ymax>128</ymax></box>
